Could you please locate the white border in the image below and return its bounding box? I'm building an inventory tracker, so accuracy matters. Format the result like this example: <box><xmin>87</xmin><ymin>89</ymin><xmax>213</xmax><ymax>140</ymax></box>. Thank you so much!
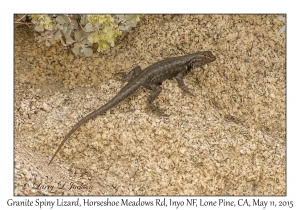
<box><xmin>2</xmin><ymin>0</ymin><xmax>299</xmax><ymax>209</ymax></box>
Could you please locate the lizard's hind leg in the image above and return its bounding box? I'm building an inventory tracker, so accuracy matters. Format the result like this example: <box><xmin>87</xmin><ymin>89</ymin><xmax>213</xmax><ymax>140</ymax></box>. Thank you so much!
<box><xmin>121</xmin><ymin>66</ymin><xmax>142</xmax><ymax>82</ymax></box>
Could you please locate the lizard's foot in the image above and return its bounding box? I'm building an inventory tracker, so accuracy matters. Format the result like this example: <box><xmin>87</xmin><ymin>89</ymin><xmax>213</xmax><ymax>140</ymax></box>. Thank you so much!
<box><xmin>147</xmin><ymin>103</ymin><xmax>169</xmax><ymax>117</ymax></box>
<box><xmin>155</xmin><ymin>109</ymin><xmax>170</xmax><ymax>117</ymax></box>
<box><xmin>179</xmin><ymin>85</ymin><xmax>195</xmax><ymax>97</ymax></box>
<box><xmin>183</xmin><ymin>89</ymin><xmax>195</xmax><ymax>97</ymax></box>
<box><xmin>153</xmin><ymin>109</ymin><xmax>170</xmax><ymax>117</ymax></box>
<box><xmin>114</xmin><ymin>72</ymin><xmax>128</xmax><ymax>82</ymax></box>
<box><xmin>114</xmin><ymin>72</ymin><xmax>126</xmax><ymax>82</ymax></box>
<box><xmin>176</xmin><ymin>74</ymin><xmax>195</xmax><ymax>97</ymax></box>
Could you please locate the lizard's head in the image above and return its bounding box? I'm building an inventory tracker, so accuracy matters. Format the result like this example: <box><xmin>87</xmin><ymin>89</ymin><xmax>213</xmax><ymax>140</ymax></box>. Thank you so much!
<box><xmin>189</xmin><ymin>51</ymin><xmax>216</xmax><ymax>68</ymax></box>
<box><xmin>201</xmin><ymin>51</ymin><xmax>216</xmax><ymax>62</ymax></box>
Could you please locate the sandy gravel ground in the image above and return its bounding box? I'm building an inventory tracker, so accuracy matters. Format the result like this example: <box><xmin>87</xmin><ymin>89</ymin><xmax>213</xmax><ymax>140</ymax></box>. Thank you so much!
<box><xmin>14</xmin><ymin>14</ymin><xmax>286</xmax><ymax>195</ymax></box>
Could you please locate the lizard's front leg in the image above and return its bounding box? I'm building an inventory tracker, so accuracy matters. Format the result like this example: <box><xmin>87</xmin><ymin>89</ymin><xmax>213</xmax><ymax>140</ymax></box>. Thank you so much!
<box><xmin>176</xmin><ymin>72</ymin><xmax>195</xmax><ymax>97</ymax></box>
<box><xmin>143</xmin><ymin>83</ymin><xmax>170</xmax><ymax>116</ymax></box>
<box><xmin>143</xmin><ymin>83</ymin><xmax>162</xmax><ymax>110</ymax></box>
<box><xmin>143</xmin><ymin>83</ymin><xmax>169</xmax><ymax>116</ymax></box>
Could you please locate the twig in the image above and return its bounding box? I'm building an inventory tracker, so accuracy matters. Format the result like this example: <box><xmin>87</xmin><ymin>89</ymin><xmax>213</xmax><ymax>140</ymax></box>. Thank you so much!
<box><xmin>78</xmin><ymin>19</ymin><xmax>97</xmax><ymax>33</ymax></box>
<box><xmin>78</xmin><ymin>20</ymin><xmax>88</xmax><ymax>33</ymax></box>
<box><xmin>16</xmin><ymin>15</ymin><xmax>27</xmax><ymax>22</ymax></box>
<box><xmin>23</xmin><ymin>147</ymin><xmax>33</xmax><ymax>157</ymax></box>
<box><xmin>14</xmin><ymin>22</ymin><xmax>32</xmax><ymax>28</ymax></box>
<box><xmin>17</xmin><ymin>151</ymin><xmax>47</xmax><ymax>179</ymax></box>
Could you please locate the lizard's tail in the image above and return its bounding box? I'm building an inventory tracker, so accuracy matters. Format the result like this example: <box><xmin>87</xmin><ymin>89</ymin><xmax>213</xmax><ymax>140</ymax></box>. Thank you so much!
<box><xmin>48</xmin><ymin>83</ymin><xmax>141</xmax><ymax>165</ymax></box>
<box><xmin>48</xmin><ymin>110</ymin><xmax>97</xmax><ymax>165</ymax></box>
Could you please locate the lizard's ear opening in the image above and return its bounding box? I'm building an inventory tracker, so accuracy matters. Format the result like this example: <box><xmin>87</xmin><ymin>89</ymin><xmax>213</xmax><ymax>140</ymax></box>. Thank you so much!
<box><xmin>192</xmin><ymin>62</ymin><xmax>202</xmax><ymax>69</ymax></box>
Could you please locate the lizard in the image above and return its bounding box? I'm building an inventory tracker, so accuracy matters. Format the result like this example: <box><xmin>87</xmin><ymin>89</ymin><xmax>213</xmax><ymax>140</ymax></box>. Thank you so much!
<box><xmin>48</xmin><ymin>51</ymin><xmax>216</xmax><ymax>165</ymax></box>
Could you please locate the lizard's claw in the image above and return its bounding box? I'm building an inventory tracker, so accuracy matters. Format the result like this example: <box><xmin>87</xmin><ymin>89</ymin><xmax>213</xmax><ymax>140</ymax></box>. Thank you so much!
<box><xmin>182</xmin><ymin>88</ymin><xmax>195</xmax><ymax>97</ymax></box>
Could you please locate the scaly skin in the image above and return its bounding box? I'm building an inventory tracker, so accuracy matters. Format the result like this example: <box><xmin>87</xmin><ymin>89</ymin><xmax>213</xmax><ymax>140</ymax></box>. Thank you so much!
<box><xmin>48</xmin><ymin>51</ymin><xmax>216</xmax><ymax>164</ymax></box>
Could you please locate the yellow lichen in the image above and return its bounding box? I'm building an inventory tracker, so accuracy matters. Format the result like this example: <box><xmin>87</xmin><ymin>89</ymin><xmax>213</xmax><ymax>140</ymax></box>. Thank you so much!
<box><xmin>88</xmin><ymin>24</ymin><xmax>121</xmax><ymax>52</ymax></box>
<box><xmin>30</xmin><ymin>15</ymin><xmax>53</xmax><ymax>30</ymax></box>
